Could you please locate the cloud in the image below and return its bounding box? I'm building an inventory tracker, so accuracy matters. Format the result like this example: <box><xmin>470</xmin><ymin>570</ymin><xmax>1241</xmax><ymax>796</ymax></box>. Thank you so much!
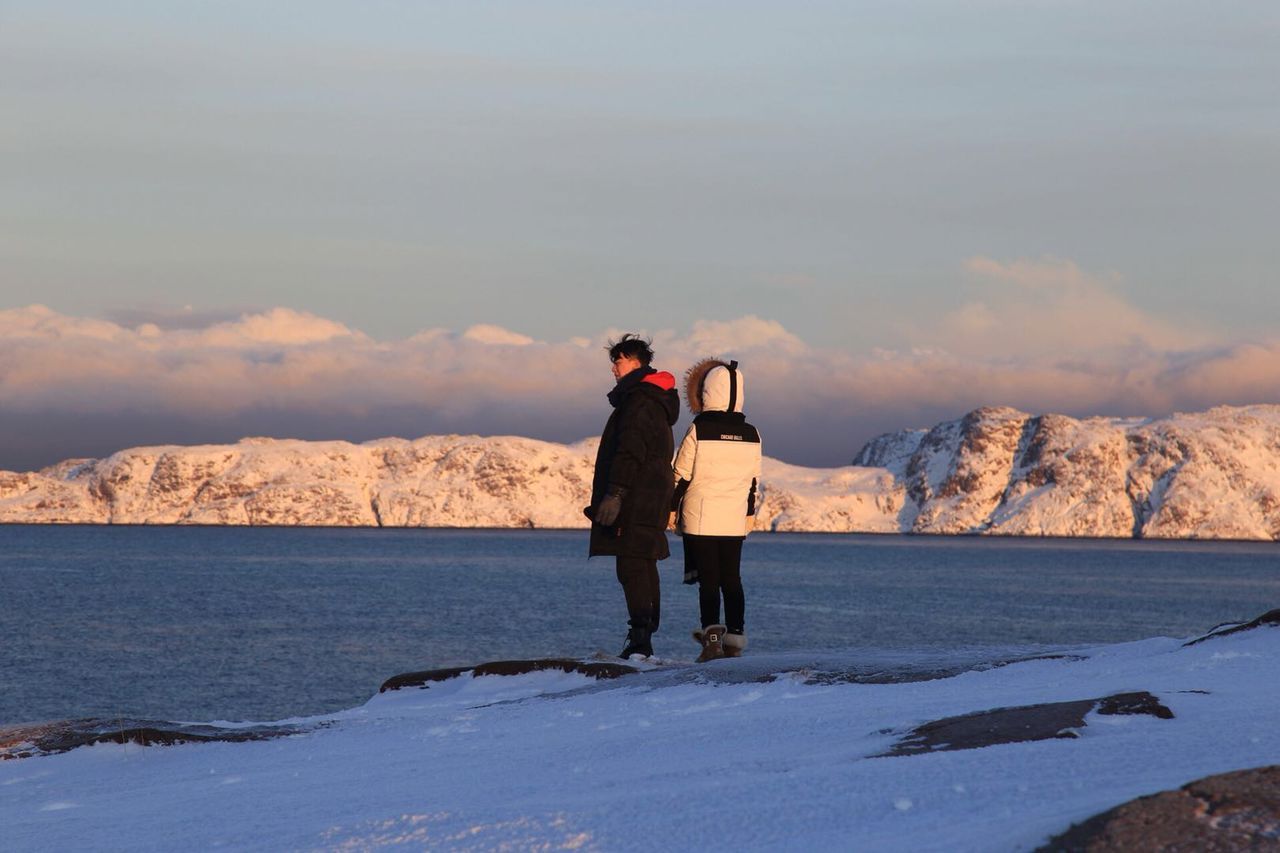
<box><xmin>1</xmin><ymin>296</ymin><xmax>1278</xmax><ymax>471</ymax></box>
<box><xmin>462</xmin><ymin>324</ymin><xmax>536</xmax><ymax>346</ymax></box>
<box><xmin>677</xmin><ymin>316</ymin><xmax>808</xmax><ymax>358</ymax></box>
<box><xmin>1</xmin><ymin>304</ymin><xmax>128</xmax><ymax>342</ymax></box>
<box><xmin>923</xmin><ymin>256</ymin><xmax>1206</xmax><ymax>357</ymax></box>
<box><xmin>196</xmin><ymin>308</ymin><xmax>358</xmax><ymax>347</ymax></box>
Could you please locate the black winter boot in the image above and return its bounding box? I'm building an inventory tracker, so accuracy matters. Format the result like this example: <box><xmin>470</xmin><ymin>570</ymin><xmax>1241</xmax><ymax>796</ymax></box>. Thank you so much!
<box><xmin>619</xmin><ymin>623</ymin><xmax>654</xmax><ymax>659</ymax></box>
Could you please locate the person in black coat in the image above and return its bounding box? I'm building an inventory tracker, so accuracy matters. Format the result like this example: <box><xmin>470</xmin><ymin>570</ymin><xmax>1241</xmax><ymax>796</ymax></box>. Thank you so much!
<box><xmin>585</xmin><ymin>334</ymin><xmax>680</xmax><ymax>658</ymax></box>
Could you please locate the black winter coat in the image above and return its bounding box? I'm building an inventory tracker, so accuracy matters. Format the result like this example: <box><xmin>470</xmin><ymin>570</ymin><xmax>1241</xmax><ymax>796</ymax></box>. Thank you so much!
<box><xmin>587</xmin><ymin>366</ymin><xmax>680</xmax><ymax>559</ymax></box>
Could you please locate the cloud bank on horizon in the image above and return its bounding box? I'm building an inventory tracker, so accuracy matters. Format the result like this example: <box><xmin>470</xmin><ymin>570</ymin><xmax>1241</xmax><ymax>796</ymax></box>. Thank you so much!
<box><xmin>3</xmin><ymin>258</ymin><xmax>1277</xmax><ymax>472</ymax></box>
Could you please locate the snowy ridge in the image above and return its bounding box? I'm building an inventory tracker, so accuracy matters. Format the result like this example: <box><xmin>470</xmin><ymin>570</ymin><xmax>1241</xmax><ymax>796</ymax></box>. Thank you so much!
<box><xmin>3</xmin><ymin>403</ymin><xmax>1280</xmax><ymax>539</ymax></box>
<box><xmin>3</xmin><ymin>616</ymin><xmax>1279</xmax><ymax>850</ymax></box>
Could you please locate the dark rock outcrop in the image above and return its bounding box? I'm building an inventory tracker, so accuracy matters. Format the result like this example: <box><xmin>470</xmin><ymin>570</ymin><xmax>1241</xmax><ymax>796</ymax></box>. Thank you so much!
<box><xmin>1183</xmin><ymin>609</ymin><xmax>1280</xmax><ymax>647</ymax></box>
<box><xmin>380</xmin><ymin>649</ymin><xmax>1091</xmax><ymax>696</ymax></box>
<box><xmin>879</xmin><ymin>691</ymin><xmax>1173</xmax><ymax>757</ymax></box>
<box><xmin>379</xmin><ymin>658</ymin><xmax>640</xmax><ymax>692</ymax></box>
<box><xmin>1039</xmin><ymin>764</ymin><xmax>1280</xmax><ymax>852</ymax></box>
<box><xmin>0</xmin><ymin>718</ymin><xmax>309</xmax><ymax>761</ymax></box>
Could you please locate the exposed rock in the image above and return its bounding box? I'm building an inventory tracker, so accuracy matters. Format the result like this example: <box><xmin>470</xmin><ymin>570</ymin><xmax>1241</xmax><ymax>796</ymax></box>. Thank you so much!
<box><xmin>851</xmin><ymin>428</ymin><xmax>926</xmax><ymax>471</ymax></box>
<box><xmin>1183</xmin><ymin>609</ymin><xmax>1280</xmax><ymax>647</ymax></box>
<box><xmin>0</xmin><ymin>718</ymin><xmax>310</xmax><ymax>761</ymax></box>
<box><xmin>1039</xmin><ymin>765</ymin><xmax>1280</xmax><ymax>852</ymax></box>
<box><xmin>379</xmin><ymin>658</ymin><xmax>640</xmax><ymax>692</ymax></box>
<box><xmin>380</xmin><ymin>649</ymin><xmax>1093</xmax><ymax>698</ymax></box>
<box><xmin>880</xmin><ymin>691</ymin><xmax>1173</xmax><ymax>757</ymax></box>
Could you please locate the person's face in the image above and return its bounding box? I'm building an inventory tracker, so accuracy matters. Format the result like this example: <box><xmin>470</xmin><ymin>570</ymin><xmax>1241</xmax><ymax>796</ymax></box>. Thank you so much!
<box><xmin>611</xmin><ymin>354</ymin><xmax>643</xmax><ymax>381</ymax></box>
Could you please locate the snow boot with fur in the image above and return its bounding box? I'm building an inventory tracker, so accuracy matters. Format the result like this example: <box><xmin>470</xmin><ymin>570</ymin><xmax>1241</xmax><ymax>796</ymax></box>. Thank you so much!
<box><xmin>723</xmin><ymin>630</ymin><xmax>747</xmax><ymax>658</ymax></box>
<box><xmin>694</xmin><ymin>624</ymin><xmax>727</xmax><ymax>662</ymax></box>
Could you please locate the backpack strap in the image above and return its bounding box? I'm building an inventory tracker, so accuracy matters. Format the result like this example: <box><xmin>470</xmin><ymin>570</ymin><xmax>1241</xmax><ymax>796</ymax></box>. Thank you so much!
<box><xmin>727</xmin><ymin>360</ymin><xmax>739</xmax><ymax>413</ymax></box>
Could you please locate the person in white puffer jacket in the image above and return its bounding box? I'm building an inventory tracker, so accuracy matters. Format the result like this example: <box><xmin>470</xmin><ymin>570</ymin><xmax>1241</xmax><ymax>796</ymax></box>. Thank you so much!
<box><xmin>671</xmin><ymin>358</ymin><xmax>763</xmax><ymax>662</ymax></box>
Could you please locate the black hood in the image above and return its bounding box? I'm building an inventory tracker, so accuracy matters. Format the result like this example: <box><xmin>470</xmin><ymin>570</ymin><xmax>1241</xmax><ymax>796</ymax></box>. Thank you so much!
<box><xmin>608</xmin><ymin>368</ymin><xmax>680</xmax><ymax>425</ymax></box>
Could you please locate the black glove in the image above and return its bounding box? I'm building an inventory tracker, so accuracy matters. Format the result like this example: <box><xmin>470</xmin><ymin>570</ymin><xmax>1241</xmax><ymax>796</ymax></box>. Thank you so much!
<box><xmin>594</xmin><ymin>486</ymin><xmax>626</xmax><ymax>526</ymax></box>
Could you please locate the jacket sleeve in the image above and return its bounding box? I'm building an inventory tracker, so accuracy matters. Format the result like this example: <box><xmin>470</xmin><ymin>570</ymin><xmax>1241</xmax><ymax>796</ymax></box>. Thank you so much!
<box><xmin>673</xmin><ymin>424</ymin><xmax>697</xmax><ymax>482</ymax></box>
<box><xmin>671</xmin><ymin>425</ymin><xmax>695</xmax><ymax>511</ymax></box>
<box><xmin>747</xmin><ymin>427</ymin><xmax>764</xmax><ymax>516</ymax></box>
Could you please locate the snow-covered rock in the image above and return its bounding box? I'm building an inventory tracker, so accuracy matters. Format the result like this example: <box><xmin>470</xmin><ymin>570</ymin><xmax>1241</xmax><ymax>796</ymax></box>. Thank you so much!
<box><xmin>4</xmin><ymin>404</ymin><xmax>1280</xmax><ymax>539</ymax></box>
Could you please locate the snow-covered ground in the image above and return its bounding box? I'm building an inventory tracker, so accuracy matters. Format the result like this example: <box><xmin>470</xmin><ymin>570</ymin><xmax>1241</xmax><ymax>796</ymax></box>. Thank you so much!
<box><xmin>3</xmin><ymin>618</ymin><xmax>1278</xmax><ymax>851</ymax></box>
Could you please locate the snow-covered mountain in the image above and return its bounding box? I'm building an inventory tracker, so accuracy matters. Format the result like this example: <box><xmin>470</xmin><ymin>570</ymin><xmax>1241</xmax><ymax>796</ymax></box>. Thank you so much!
<box><xmin>4</xmin><ymin>403</ymin><xmax>1280</xmax><ymax>539</ymax></box>
<box><xmin>852</xmin><ymin>404</ymin><xmax>1280</xmax><ymax>540</ymax></box>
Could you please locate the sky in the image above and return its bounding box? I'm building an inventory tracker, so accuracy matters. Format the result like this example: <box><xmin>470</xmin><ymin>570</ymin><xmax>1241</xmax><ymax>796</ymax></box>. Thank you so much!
<box><xmin>2</xmin><ymin>1</ymin><xmax>1278</xmax><ymax>470</ymax></box>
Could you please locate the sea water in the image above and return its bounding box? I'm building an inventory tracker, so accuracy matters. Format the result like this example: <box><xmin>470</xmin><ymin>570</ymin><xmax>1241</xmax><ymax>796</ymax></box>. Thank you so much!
<box><xmin>1</xmin><ymin>525</ymin><xmax>1276</xmax><ymax>725</ymax></box>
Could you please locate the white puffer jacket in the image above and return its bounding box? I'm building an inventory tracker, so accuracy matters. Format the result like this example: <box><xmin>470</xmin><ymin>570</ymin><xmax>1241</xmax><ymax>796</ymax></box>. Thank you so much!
<box><xmin>673</xmin><ymin>361</ymin><xmax>763</xmax><ymax>537</ymax></box>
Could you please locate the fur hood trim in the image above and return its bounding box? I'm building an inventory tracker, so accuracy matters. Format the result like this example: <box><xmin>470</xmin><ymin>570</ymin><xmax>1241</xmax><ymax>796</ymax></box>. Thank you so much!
<box><xmin>683</xmin><ymin>358</ymin><xmax>730</xmax><ymax>414</ymax></box>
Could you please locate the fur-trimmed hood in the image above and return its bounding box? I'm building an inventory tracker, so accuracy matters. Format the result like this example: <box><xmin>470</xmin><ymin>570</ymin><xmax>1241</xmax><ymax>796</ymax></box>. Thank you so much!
<box><xmin>683</xmin><ymin>358</ymin><xmax>745</xmax><ymax>414</ymax></box>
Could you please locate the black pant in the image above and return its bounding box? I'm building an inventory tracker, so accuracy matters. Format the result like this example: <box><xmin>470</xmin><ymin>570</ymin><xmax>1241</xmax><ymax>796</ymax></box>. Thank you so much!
<box><xmin>616</xmin><ymin>556</ymin><xmax>661</xmax><ymax>632</ymax></box>
<box><xmin>684</xmin><ymin>535</ymin><xmax>744</xmax><ymax>632</ymax></box>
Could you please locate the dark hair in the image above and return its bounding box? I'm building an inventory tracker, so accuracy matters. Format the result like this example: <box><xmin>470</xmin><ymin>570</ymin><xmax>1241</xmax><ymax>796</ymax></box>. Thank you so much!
<box><xmin>606</xmin><ymin>333</ymin><xmax>654</xmax><ymax>366</ymax></box>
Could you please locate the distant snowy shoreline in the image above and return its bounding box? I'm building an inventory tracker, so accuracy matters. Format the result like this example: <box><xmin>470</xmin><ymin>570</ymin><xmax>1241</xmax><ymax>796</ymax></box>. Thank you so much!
<box><xmin>0</xmin><ymin>522</ymin><xmax>1268</xmax><ymax>547</ymax></box>
<box><xmin>4</xmin><ymin>403</ymin><xmax>1280</xmax><ymax>539</ymax></box>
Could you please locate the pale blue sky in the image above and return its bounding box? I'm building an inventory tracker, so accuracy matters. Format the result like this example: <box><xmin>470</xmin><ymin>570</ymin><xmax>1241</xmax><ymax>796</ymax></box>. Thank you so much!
<box><xmin>2</xmin><ymin>2</ymin><xmax>1278</xmax><ymax>467</ymax></box>
<box><xmin>5</xmin><ymin>1</ymin><xmax>1277</xmax><ymax>345</ymax></box>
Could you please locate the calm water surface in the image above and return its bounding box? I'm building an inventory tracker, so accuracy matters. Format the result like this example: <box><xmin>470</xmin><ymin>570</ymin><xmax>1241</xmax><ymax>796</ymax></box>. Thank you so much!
<box><xmin>1</xmin><ymin>526</ymin><xmax>1276</xmax><ymax>725</ymax></box>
